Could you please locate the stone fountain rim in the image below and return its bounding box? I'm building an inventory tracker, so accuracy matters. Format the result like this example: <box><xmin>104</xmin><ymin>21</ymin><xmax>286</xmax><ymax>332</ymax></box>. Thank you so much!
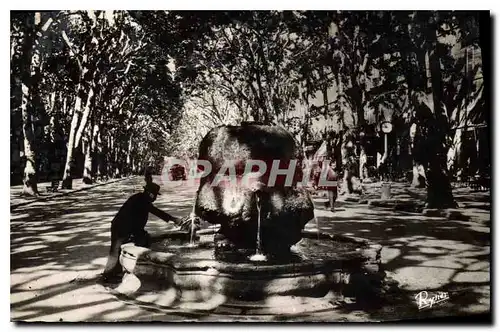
<box><xmin>121</xmin><ymin>228</ymin><xmax>381</xmax><ymax>276</ymax></box>
<box><xmin>116</xmin><ymin>229</ymin><xmax>384</xmax><ymax>311</ymax></box>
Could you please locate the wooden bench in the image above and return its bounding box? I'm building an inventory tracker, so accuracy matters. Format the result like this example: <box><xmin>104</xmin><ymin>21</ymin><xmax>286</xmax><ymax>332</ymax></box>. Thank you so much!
<box><xmin>46</xmin><ymin>180</ymin><xmax>60</xmax><ymax>193</ymax></box>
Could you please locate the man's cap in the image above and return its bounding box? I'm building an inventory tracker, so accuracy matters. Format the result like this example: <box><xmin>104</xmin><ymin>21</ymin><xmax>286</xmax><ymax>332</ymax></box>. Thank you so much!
<box><xmin>144</xmin><ymin>182</ymin><xmax>161</xmax><ymax>195</ymax></box>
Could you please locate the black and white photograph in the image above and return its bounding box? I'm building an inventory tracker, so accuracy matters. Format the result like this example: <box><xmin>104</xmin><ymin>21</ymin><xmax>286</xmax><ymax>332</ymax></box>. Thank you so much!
<box><xmin>9</xmin><ymin>8</ymin><xmax>492</xmax><ymax>323</ymax></box>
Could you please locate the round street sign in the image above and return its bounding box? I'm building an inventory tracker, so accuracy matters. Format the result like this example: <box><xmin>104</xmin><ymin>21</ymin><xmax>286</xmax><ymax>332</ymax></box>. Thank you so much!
<box><xmin>381</xmin><ymin>121</ymin><xmax>393</xmax><ymax>134</ymax></box>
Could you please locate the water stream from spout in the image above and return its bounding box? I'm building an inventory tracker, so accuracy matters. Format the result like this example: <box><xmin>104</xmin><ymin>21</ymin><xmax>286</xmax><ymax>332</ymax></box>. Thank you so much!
<box><xmin>187</xmin><ymin>195</ymin><xmax>197</xmax><ymax>247</ymax></box>
<box><xmin>249</xmin><ymin>193</ymin><xmax>267</xmax><ymax>262</ymax></box>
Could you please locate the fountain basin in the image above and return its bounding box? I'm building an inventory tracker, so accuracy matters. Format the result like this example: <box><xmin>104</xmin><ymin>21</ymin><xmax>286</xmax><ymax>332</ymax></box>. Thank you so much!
<box><xmin>114</xmin><ymin>228</ymin><xmax>383</xmax><ymax>316</ymax></box>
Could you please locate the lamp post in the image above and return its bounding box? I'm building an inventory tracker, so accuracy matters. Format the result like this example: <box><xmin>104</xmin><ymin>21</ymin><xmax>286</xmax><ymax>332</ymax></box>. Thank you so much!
<box><xmin>381</xmin><ymin>122</ymin><xmax>392</xmax><ymax>153</ymax></box>
<box><xmin>380</xmin><ymin>121</ymin><xmax>393</xmax><ymax>161</ymax></box>
<box><xmin>359</xmin><ymin>131</ymin><xmax>366</xmax><ymax>180</ymax></box>
<box><xmin>380</xmin><ymin>121</ymin><xmax>393</xmax><ymax>199</ymax></box>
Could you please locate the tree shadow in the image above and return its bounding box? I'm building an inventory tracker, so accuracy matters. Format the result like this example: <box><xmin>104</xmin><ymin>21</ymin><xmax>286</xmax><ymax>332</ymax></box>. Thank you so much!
<box><xmin>309</xmin><ymin>184</ymin><xmax>490</xmax><ymax>321</ymax></box>
<box><xmin>10</xmin><ymin>177</ymin><xmax>203</xmax><ymax>321</ymax></box>
<box><xmin>11</xmin><ymin>177</ymin><xmax>490</xmax><ymax>322</ymax></box>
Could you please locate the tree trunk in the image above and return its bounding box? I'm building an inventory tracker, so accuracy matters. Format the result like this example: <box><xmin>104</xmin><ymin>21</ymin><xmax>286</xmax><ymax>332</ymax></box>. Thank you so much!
<box><xmin>104</xmin><ymin>133</ymin><xmax>111</xmax><ymax>178</ymax></box>
<box><xmin>83</xmin><ymin>148</ymin><xmax>93</xmax><ymax>184</ymax></box>
<box><xmin>115</xmin><ymin>146</ymin><xmax>122</xmax><ymax>177</ymax></box>
<box><xmin>109</xmin><ymin>135</ymin><xmax>120</xmax><ymax>178</ymax></box>
<box><xmin>82</xmin><ymin>126</ymin><xmax>94</xmax><ymax>184</ymax></box>
<box><xmin>94</xmin><ymin>117</ymin><xmax>106</xmax><ymax>180</ymax></box>
<box><xmin>126</xmin><ymin>135</ymin><xmax>133</xmax><ymax>176</ymax></box>
<box><xmin>426</xmin><ymin>158</ymin><xmax>456</xmax><ymax>208</ymax></box>
<box><xmin>21</xmin><ymin>82</ymin><xmax>38</xmax><ymax>196</ymax></box>
<box><xmin>61</xmin><ymin>92</ymin><xmax>82</xmax><ymax>189</ymax></box>
<box><xmin>320</xmin><ymin>67</ymin><xmax>330</xmax><ymax>137</ymax></box>
<box><xmin>132</xmin><ymin>157</ymin><xmax>138</xmax><ymax>174</ymax></box>
<box><xmin>478</xmin><ymin>12</ymin><xmax>490</xmax><ymax>108</ymax></box>
<box><xmin>425</xmin><ymin>48</ymin><xmax>456</xmax><ymax>208</ymax></box>
<box><xmin>61</xmin><ymin>23</ymin><xmax>95</xmax><ymax>188</ymax></box>
<box><xmin>75</xmin><ymin>84</ymin><xmax>95</xmax><ymax>149</ymax></box>
<box><xmin>447</xmin><ymin>126</ymin><xmax>463</xmax><ymax>177</ymax></box>
<box><xmin>19</xmin><ymin>13</ymin><xmax>39</xmax><ymax>196</ymax></box>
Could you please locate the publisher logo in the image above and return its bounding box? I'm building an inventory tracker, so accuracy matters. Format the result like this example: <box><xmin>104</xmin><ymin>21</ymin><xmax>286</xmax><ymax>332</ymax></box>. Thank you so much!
<box><xmin>414</xmin><ymin>291</ymin><xmax>450</xmax><ymax>310</ymax></box>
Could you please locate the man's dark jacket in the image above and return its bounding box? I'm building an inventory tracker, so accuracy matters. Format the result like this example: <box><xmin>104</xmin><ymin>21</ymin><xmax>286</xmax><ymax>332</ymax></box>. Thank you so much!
<box><xmin>111</xmin><ymin>192</ymin><xmax>175</xmax><ymax>240</ymax></box>
<box><xmin>103</xmin><ymin>192</ymin><xmax>176</xmax><ymax>277</ymax></box>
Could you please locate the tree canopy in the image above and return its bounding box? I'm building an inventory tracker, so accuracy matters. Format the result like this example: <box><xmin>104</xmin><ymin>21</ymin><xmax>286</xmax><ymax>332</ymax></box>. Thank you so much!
<box><xmin>11</xmin><ymin>10</ymin><xmax>488</xmax><ymax>208</ymax></box>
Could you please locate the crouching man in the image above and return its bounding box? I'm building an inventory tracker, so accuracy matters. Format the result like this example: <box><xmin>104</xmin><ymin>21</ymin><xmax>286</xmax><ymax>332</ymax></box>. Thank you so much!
<box><xmin>100</xmin><ymin>181</ymin><xmax>192</xmax><ymax>282</ymax></box>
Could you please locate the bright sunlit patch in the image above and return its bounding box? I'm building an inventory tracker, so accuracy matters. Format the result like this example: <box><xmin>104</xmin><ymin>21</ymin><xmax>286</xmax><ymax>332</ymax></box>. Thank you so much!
<box><xmin>381</xmin><ymin>247</ymin><xmax>401</xmax><ymax>264</ymax></box>
<box><xmin>453</xmin><ymin>271</ymin><xmax>489</xmax><ymax>283</ymax></box>
<box><xmin>10</xmin><ymin>213</ymin><xmax>30</xmax><ymax>220</ymax></box>
<box><xmin>466</xmin><ymin>261</ymin><xmax>489</xmax><ymax>271</ymax></box>
<box><xmin>11</xmin><ymin>244</ymin><xmax>48</xmax><ymax>254</ymax></box>
<box><xmin>393</xmin><ymin>266</ymin><xmax>455</xmax><ymax>291</ymax></box>
<box><xmin>39</xmin><ymin>234</ymin><xmax>77</xmax><ymax>242</ymax></box>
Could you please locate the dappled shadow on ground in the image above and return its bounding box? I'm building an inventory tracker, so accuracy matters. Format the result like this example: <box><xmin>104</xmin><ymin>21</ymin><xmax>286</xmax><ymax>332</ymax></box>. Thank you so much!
<box><xmin>10</xmin><ymin>177</ymin><xmax>200</xmax><ymax>322</ymax></box>
<box><xmin>11</xmin><ymin>178</ymin><xmax>490</xmax><ymax>322</ymax></box>
<box><xmin>10</xmin><ymin>177</ymin><xmax>137</xmax><ymax>209</ymax></box>
<box><xmin>307</xmin><ymin>184</ymin><xmax>490</xmax><ymax>322</ymax></box>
